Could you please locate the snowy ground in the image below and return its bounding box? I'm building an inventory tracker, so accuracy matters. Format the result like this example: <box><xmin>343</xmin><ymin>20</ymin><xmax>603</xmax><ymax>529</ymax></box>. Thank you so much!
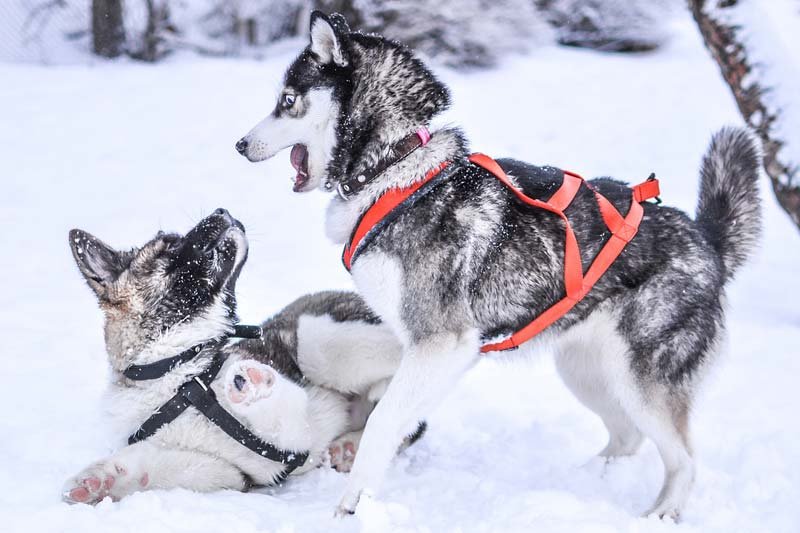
<box><xmin>1</xmin><ymin>13</ymin><xmax>799</xmax><ymax>533</ymax></box>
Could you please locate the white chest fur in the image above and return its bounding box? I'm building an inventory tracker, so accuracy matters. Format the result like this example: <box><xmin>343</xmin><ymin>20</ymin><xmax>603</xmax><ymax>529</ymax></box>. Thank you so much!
<box><xmin>349</xmin><ymin>252</ymin><xmax>409</xmax><ymax>347</ymax></box>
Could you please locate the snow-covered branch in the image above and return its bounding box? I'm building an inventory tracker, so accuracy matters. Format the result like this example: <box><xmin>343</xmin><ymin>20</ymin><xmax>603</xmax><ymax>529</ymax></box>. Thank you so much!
<box><xmin>689</xmin><ymin>0</ymin><xmax>800</xmax><ymax>230</ymax></box>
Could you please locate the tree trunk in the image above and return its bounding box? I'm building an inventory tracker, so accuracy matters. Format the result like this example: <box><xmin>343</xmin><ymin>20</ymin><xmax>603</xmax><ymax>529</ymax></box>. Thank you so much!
<box><xmin>689</xmin><ymin>0</ymin><xmax>800</xmax><ymax>230</ymax></box>
<box><xmin>141</xmin><ymin>0</ymin><xmax>160</xmax><ymax>62</ymax></box>
<box><xmin>128</xmin><ymin>0</ymin><xmax>172</xmax><ymax>62</ymax></box>
<box><xmin>92</xmin><ymin>0</ymin><xmax>124</xmax><ymax>58</ymax></box>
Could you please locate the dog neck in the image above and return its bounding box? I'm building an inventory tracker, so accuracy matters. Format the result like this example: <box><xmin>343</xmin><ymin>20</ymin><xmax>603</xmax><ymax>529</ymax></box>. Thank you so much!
<box><xmin>107</xmin><ymin>297</ymin><xmax>236</xmax><ymax>376</ymax></box>
<box><xmin>335</xmin><ymin>128</ymin><xmax>432</xmax><ymax>198</ymax></box>
<box><xmin>325</xmin><ymin>126</ymin><xmax>468</xmax><ymax>244</ymax></box>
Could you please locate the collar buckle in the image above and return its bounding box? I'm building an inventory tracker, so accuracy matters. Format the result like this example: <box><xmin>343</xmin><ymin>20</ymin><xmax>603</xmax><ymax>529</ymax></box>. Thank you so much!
<box><xmin>336</xmin><ymin>127</ymin><xmax>431</xmax><ymax>200</ymax></box>
<box><xmin>337</xmin><ymin>181</ymin><xmax>353</xmax><ymax>201</ymax></box>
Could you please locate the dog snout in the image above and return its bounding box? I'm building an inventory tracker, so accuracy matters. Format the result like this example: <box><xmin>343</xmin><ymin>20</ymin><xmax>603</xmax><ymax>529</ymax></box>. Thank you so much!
<box><xmin>213</xmin><ymin>207</ymin><xmax>235</xmax><ymax>224</ymax></box>
<box><xmin>235</xmin><ymin>138</ymin><xmax>248</xmax><ymax>155</ymax></box>
<box><xmin>213</xmin><ymin>208</ymin><xmax>245</xmax><ymax>233</ymax></box>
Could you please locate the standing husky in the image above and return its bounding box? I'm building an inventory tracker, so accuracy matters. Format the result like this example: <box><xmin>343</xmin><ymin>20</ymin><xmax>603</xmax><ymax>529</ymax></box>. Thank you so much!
<box><xmin>64</xmin><ymin>208</ymin><xmax>408</xmax><ymax>503</ymax></box>
<box><xmin>235</xmin><ymin>11</ymin><xmax>762</xmax><ymax>518</ymax></box>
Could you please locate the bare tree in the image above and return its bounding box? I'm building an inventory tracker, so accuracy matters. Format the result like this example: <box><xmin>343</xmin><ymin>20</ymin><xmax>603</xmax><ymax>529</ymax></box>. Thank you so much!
<box><xmin>689</xmin><ymin>0</ymin><xmax>800</xmax><ymax>230</ymax></box>
<box><xmin>92</xmin><ymin>0</ymin><xmax>124</xmax><ymax>57</ymax></box>
<box><xmin>130</xmin><ymin>0</ymin><xmax>171</xmax><ymax>62</ymax></box>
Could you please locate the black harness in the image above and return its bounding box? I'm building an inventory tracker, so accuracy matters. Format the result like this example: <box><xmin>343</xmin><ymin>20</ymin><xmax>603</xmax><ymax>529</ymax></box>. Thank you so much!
<box><xmin>125</xmin><ymin>325</ymin><xmax>309</xmax><ymax>483</ymax></box>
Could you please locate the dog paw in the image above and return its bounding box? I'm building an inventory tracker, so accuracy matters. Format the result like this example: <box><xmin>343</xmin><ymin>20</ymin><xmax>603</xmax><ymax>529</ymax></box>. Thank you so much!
<box><xmin>334</xmin><ymin>502</ymin><xmax>357</xmax><ymax>518</ymax></box>
<box><xmin>644</xmin><ymin>505</ymin><xmax>681</xmax><ymax>522</ymax></box>
<box><xmin>335</xmin><ymin>489</ymin><xmax>362</xmax><ymax>517</ymax></box>
<box><xmin>580</xmin><ymin>455</ymin><xmax>611</xmax><ymax>477</ymax></box>
<box><xmin>225</xmin><ymin>360</ymin><xmax>276</xmax><ymax>406</ymax></box>
<box><xmin>62</xmin><ymin>461</ymin><xmax>146</xmax><ymax>505</ymax></box>
<box><xmin>329</xmin><ymin>434</ymin><xmax>360</xmax><ymax>473</ymax></box>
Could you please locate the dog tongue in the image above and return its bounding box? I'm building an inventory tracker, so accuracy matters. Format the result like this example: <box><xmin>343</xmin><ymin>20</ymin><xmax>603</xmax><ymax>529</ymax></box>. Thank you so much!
<box><xmin>290</xmin><ymin>144</ymin><xmax>309</xmax><ymax>192</ymax></box>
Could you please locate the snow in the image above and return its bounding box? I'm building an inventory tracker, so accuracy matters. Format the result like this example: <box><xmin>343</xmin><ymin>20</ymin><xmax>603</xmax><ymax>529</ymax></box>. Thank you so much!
<box><xmin>1</xmin><ymin>12</ymin><xmax>799</xmax><ymax>533</ymax></box>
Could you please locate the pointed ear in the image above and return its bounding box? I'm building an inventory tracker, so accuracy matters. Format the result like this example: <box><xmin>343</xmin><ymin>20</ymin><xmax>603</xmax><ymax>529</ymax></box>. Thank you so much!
<box><xmin>69</xmin><ymin>229</ymin><xmax>125</xmax><ymax>298</ymax></box>
<box><xmin>309</xmin><ymin>11</ymin><xmax>349</xmax><ymax>67</ymax></box>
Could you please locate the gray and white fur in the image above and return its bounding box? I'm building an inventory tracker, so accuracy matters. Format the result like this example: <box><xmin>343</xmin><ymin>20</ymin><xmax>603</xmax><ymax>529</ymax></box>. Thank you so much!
<box><xmin>236</xmin><ymin>11</ymin><xmax>762</xmax><ymax>519</ymax></box>
<box><xmin>63</xmin><ymin>209</ymin><xmax>408</xmax><ymax>504</ymax></box>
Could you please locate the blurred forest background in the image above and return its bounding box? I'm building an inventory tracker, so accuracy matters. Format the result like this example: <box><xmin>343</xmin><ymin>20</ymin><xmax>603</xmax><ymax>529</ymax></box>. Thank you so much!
<box><xmin>1</xmin><ymin>0</ymin><xmax>677</xmax><ymax>65</ymax></box>
<box><xmin>1</xmin><ymin>0</ymin><xmax>798</xmax><ymax>228</ymax></box>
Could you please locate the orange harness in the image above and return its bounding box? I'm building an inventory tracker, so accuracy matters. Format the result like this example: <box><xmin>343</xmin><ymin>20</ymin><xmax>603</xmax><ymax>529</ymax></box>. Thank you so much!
<box><xmin>343</xmin><ymin>153</ymin><xmax>661</xmax><ymax>353</ymax></box>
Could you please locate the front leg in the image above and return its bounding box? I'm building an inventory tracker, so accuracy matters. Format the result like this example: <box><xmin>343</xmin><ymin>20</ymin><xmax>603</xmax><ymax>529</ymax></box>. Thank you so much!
<box><xmin>224</xmin><ymin>359</ymin><xmax>312</xmax><ymax>453</ymax></box>
<box><xmin>330</xmin><ymin>420</ymin><xmax>428</xmax><ymax>474</ymax></box>
<box><xmin>336</xmin><ymin>330</ymin><xmax>479</xmax><ymax>515</ymax></box>
<box><xmin>63</xmin><ymin>440</ymin><xmax>247</xmax><ymax>504</ymax></box>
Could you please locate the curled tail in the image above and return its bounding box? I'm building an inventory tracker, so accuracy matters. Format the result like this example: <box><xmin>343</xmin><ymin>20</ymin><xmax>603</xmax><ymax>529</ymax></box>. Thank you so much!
<box><xmin>695</xmin><ymin>127</ymin><xmax>762</xmax><ymax>281</ymax></box>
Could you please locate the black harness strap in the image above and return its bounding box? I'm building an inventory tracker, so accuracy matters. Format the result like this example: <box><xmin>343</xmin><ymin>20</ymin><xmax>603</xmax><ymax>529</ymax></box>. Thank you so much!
<box><xmin>127</xmin><ymin>353</ymin><xmax>224</xmax><ymax>444</ymax></box>
<box><xmin>180</xmin><ymin>361</ymin><xmax>307</xmax><ymax>470</ymax></box>
<box><xmin>123</xmin><ymin>325</ymin><xmax>262</xmax><ymax>381</ymax></box>
<box><xmin>123</xmin><ymin>344</ymin><xmax>204</xmax><ymax>381</ymax></box>
<box><xmin>126</xmin><ymin>325</ymin><xmax>308</xmax><ymax>481</ymax></box>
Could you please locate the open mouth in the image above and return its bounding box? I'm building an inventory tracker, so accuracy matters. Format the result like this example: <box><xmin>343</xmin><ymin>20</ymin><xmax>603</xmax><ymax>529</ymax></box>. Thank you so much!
<box><xmin>290</xmin><ymin>144</ymin><xmax>310</xmax><ymax>192</ymax></box>
<box><xmin>215</xmin><ymin>224</ymin><xmax>244</xmax><ymax>249</ymax></box>
<box><xmin>212</xmin><ymin>220</ymin><xmax>249</xmax><ymax>283</ymax></box>
<box><xmin>214</xmin><ymin>220</ymin><xmax>247</xmax><ymax>259</ymax></box>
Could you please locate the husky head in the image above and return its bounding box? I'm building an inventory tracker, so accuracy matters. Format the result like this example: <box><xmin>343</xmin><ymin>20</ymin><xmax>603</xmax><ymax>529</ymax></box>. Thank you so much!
<box><xmin>69</xmin><ymin>209</ymin><xmax>248</xmax><ymax>367</ymax></box>
<box><xmin>236</xmin><ymin>11</ymin><xmax>451</xmax><ymax>193</ymax></box>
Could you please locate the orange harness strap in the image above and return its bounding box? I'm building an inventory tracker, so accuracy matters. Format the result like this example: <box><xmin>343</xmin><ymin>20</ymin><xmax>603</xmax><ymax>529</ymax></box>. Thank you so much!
<box><xmin>342</xmin><ymin>161</ymin><xmax>450</xmax><ymax>271</ymax></box>
<box><xmin>342</xmin><ymin>153</ymin><xmax>660</xmax><ymax>353</ymax></box>
<box><xmin>472</xmin><ymin>153</ymin><xmax>659</xmax><ymax>352</ymax></box>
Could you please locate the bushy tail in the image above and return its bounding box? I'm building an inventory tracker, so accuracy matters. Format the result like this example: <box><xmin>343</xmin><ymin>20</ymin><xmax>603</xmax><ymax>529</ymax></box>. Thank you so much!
<box><xmin>696</xmin><ymin>127</ymin><xmax>762</xmax><ymax>281</ymax></box>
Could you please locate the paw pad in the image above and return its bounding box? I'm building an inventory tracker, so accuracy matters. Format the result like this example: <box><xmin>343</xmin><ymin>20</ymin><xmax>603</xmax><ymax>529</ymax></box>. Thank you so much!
<box><xmin>226</xmin><ymin>361</ymin><xmax>275</xmax><ymax>405</ymax></box>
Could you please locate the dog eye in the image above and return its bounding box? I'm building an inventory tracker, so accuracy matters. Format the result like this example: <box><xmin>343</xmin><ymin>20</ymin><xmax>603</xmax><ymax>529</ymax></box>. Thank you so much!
<box><xmin>283</xmin><ymin>94</ymin><xmax>296</xmax><ymax>108</ymax></box>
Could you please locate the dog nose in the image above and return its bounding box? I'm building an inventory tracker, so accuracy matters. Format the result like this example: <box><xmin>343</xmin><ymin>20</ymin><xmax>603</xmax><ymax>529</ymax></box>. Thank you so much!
<box><xmin>214</xmin><ymin>208</ymin><xmax>230</xmax><ymax>218</ymax></box>
<box><xmin>235</xmin><ymin>138</ymin><xmax>248</xmax><ymax>155</ymax></box>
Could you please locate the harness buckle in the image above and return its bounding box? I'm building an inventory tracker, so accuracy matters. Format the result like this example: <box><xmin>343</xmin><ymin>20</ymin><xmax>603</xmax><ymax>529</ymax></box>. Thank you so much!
<box><xmin>232</xmin><ymin>324</ymin><xmax>263</xmax><ymax>339</ymax></box>
<box><xmin>193</xmin><ymin>375</ymin><xmax>210</xmax><ymax>392</ymax></box>
<box><xmin>633</xmin><ymin>173</ymin><xmax>662</xmax><ymax>205</ymax></box>
<box><xmin>647</xmin><ymin>173</ymin><xmax>662</xmax><ymax>205</ymax></box>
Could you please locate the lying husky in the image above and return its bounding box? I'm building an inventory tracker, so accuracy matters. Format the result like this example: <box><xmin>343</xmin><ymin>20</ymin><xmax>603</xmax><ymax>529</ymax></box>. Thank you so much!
<box><xmin>63</xmin><ymin>208</ymin><xmax>413</xmax><ymax>503</ymax></box>
<box><xmin>235</xmin><ymin>11</ymin><xmax>762</xmax><ymax>518</ymax></box>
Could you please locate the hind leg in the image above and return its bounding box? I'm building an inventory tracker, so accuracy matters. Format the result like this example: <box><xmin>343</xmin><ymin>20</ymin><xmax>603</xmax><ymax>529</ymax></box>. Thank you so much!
<box><xmin>629</xmin><ymin>398</ymin><xmax>694</xmax><ymax>519</ymax></box>
<box><xmin>63</xmin><ymin>441</ymin><xmax>247</xmax><ymax>504</ymax></box>
<box><xmin>598</xmin><ymin>410</ymin><xmax>644</xmax><ymax>459</ymax></box>
<box><xmin>329</xmin><ymin>430</ymin><xmax>362</xmax><ymax>473</ymax></box>
<box><xmin>556</xmin><ymin>309</ymin><xmax>695</xmax><ymax>518</ymax></box>
<box><xmin>554</xmin><ymin>313</ymin><xmax>644</xmax><ymax>460</ymax></box>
